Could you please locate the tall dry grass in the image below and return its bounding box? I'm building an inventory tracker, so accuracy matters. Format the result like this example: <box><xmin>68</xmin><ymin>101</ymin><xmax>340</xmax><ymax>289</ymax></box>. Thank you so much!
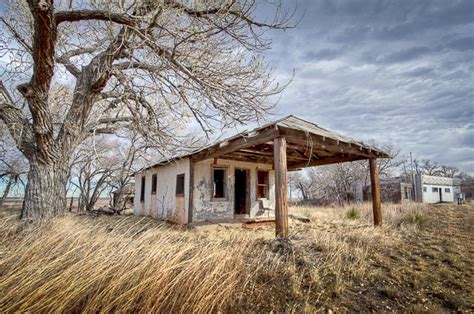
<box><xmin>0</xmin><ymin>215</ymin><xmax>268</xmax><ymax>313</ymax></box>
<box><xmin>0</xmin><ymin>201</ymin><xmax>427</xmax><ymax>312</ymax></box>
<box><xmin>291</xmin><ymin>201</ymin><xmax>430</xmax><ymax>227</ymax></box>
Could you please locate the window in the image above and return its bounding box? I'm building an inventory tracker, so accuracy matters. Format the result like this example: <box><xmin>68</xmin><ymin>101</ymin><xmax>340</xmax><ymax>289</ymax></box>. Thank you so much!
<box><xmin>423</xmin><ymin>187</ymin><xmax>427</xmax><ymax>192</ymax></box>
<box><xmin>176</xmin><ymin>174</ymin><xmax>185</xmax><ymax>196</ymax></box>
<box><xmin>445</xmin><ymin>188</ymin><xmax>451</xmax><ymax>193</ymax></box>
<box><xmin>404</xmin><ymin>187</ymin><xmax>409</xmax><ymax>199</ymax></box>
<box><xmin>151</xmin><ymin>174</ymin><xmax>157</xmax><ymax>194</ymax></box>
<box><xmin>212</xmin><ymin>168</ymin><xmax>227</xmax><ymax>199</ymax></box>
<box><xmin>140</xmin><ymin>176</ymin><xmax>145</xmax><ymax>202</ymax></box>
<box><xmin>257</xmin><ymin>170</ymin><xmax>269</xmax><ymax>199</ymax></box>
<box><xmin>432</xmin><ymin>187</ymin><xmax>439</xmax><ymax>193</ymax></box>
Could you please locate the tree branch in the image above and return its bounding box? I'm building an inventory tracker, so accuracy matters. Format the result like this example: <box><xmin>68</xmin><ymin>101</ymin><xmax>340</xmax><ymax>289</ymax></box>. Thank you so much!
<box><xmin>55</xmin><ymin>10</ymin><xmax>136</xmax><ymax>26</ymax></box>
<box><xmin>166</xmin><ymin>0</ymin><xmax>290</xmax><ymax>29</ymax></box>
<box><xmin>0</xmin><ymin>81</ymin><xmax>35</xmax><ymax>156</ymax></box>
<box><xmin>0</xmin><ymin>16</ymin><xmax>33</xmax><ymax>53</ymax></box>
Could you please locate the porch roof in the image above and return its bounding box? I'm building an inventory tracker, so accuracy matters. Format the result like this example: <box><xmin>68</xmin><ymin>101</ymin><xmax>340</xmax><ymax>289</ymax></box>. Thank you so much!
<box><xmin>140</xmin><ymin>115</ymin><xmax>389</xmax><ymax>172</ymax></box>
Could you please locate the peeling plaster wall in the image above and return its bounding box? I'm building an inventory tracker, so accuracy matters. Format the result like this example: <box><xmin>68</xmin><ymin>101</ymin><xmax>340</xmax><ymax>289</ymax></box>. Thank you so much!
<box><xmin>134</xmin><ymin>159</ymin><xmax>190</xmax><ymax>223</ymax></box>
<box><xmin>192</xmin><ymin>159</ymin><xmax>275</xmax><ymax>222</ymax></box>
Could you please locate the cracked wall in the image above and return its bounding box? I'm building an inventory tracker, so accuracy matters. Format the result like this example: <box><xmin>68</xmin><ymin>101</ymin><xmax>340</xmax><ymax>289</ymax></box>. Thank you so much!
<box><xmin>192</xmin><ymin>159</ymin><xmax>275</xmax><ymax>222</ymax></box>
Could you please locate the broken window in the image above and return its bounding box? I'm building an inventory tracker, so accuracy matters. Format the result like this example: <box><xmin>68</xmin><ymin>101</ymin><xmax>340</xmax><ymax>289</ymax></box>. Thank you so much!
<box><xmin>213</xmin><ymin>168</ymin><xmax>226</xmax><ymax>199</ymax></box>
<box><xmin>432</xmin><ymin>187</ymin><xmax>438</xmax><ymax>193</ymax></box>
<box><xmin>445</xmin><ymin>188</ymin><xmax>451</xmax><ymax>193</ymax></box>
<box><xmin>176</xmin><ymin>174</ymin><xmax>185</xmax><ymax>196</ymax></box>
<box><xmin>257</xmin><ymin>170</ymin><xmax>269</xmax><ymax>199</ymax></box>
<box><xmin>140</xmin><ymin>176</ymin><xmax>145</xmax><ymax>202</ymax></box>
<box><xmin>423</xmin><ymin>187</ymin><xmax>427</xmax><ymax>192</ymax></box>
<box><xmin>151</xmin><ymin>174</ymin><xmax>157</xmax><ymax>194</ymax></box>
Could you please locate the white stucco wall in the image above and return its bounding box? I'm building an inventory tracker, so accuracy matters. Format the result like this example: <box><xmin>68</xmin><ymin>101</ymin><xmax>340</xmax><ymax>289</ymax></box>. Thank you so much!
<box><xmin>134</xmin><ymin>157</ymin><xmax>276</xmax><ymax>224</ymax></box>
<box><xmin>192</xmin><ymin>158</ymin><xmax>275</xmax><ymax>222</ymax></box>
<box><xmin>134</xmin><ymin>159</ymin><xmax>190</xmax><ymax>223</ymax></box>
<box><xmin>421</xmin><ymin>184</ymin><xmax>455</xmax><ymax>203</ymax></box>
<box><xmin>414</xmin><ymin>174</ymin><xmax>457</xmax><ymax>203</ymax></box>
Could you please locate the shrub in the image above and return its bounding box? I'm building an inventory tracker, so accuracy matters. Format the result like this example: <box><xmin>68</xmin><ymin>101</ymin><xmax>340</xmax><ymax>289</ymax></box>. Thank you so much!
<box><xmin>345</xmin><ymin>208</ymin><xmax>360</xmax><ymax>220</ymax></box>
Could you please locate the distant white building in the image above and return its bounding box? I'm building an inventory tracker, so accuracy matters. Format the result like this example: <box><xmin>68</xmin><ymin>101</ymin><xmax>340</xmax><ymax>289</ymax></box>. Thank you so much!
<box><xmin>414</xmin><ymin>174</ymin><xmax>461</xmax><ymax>203</ymax></box>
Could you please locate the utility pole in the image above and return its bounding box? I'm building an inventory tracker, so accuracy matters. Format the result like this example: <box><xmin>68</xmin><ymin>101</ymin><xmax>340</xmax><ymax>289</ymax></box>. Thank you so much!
<box><xmin>410</xmin><ymin>152</ymin><xmax>417</xmax><ymax>202</ymax></box>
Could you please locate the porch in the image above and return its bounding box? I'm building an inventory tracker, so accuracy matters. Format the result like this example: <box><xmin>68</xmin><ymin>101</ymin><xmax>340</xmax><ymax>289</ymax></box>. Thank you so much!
<box><xmin>187</xmin><ymin>116</ymin><xmax>389</xmax><ymax>238</ymax></box>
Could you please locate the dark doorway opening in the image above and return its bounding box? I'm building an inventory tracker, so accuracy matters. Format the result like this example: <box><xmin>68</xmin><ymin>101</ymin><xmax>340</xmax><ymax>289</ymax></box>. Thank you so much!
<box><xmin>234</xmin><ymin>169</ymin><xmax>249</xmax><ymax>215</ymax></box>
<box><xmin>439</xmin><ymin>188</ymin><xmax>443</xmax><ymax>202</ymax></box>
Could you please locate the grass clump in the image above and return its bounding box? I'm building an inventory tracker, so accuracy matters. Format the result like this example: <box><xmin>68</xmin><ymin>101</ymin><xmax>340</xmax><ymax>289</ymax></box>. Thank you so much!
<box><xmin>399</xmin><ymin>210</ymin><xmax>427</xmax><ymax>227</ymax></box>
<box><xmin>345</xmin><ymin>207</ymin><xmax>360</xmax><ymax>220</ymax></box>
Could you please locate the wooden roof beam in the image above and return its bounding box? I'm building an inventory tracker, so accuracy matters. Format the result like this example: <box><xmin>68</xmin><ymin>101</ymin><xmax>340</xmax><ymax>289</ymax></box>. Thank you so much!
<box><xmin>191</xmin><ymin>126</ymin><xmax>279</xmax><ymax>162</ymax></box>
<box><xmin>217</xmin><ymin>154</ymin><xmax>274</xmax><ymax>165</ymax></box>
<box><xmin>280</xmin><ymin>127</ymin><xmax>375</xmax><ymax>158</ymax></box>
<box><xmin>287</xmin><ymin>155</ymin><xmax>368</xmax><ymax>170</ymax></box>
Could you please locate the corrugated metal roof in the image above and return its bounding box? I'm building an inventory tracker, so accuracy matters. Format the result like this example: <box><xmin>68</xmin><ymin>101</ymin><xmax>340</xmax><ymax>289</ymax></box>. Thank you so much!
<box><xmin>421</xmin><ymin>174</ymin><xmax>459</xmax><ymax>186</ymax></box>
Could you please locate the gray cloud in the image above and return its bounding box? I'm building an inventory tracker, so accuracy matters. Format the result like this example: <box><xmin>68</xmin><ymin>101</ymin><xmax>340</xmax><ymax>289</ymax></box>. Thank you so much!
<box><xmin>262</xmin><ymin>0</ymin><xmax>474</xmax><ymax>174</ymax></box>
<box><xmin>446</xmin><ymin>36</ymin><xmax>474</xmax><ymax>51</ymax></box>
<box><xmin>378</xmin><ymin>46</ymin><xmax>432</xmax><ymax>64</ymax></box>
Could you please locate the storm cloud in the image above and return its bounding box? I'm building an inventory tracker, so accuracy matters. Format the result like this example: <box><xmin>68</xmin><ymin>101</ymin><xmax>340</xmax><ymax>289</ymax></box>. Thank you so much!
<box><xmin>263</xmin><ymin>0</ymin><xmax>474</xmax><ymax>174</ymax></box>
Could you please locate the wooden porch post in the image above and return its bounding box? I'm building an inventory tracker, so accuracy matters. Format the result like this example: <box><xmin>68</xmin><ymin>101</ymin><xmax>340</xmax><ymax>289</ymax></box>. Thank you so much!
<box><xmin>369</xmin><ymin>158</ymin><xmax>382</xmax><ymax>226</ymax></box>
<box><xmin>274</xmin><ymin>137</ymin><xmax>288</xmax><ymax>238</ymax></box>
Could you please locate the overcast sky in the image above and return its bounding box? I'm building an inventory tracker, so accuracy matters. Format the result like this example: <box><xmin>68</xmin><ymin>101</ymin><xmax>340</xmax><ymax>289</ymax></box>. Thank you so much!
<box><xmin>260</xmin><ymin>0</ymin><xmax>473</xmax><ymax>174</ymax></box>
<box><xmin>0</xmin><ymin>1</ymin><xmax>472</xmax><ymax>176</ymax></box>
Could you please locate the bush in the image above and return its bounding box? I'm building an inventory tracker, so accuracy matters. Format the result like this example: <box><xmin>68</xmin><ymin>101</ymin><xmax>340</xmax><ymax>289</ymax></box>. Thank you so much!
<box><xmin>345</xmin><ymin>208</ymin><xmax>360</xmax><ymax>220</ymax></box>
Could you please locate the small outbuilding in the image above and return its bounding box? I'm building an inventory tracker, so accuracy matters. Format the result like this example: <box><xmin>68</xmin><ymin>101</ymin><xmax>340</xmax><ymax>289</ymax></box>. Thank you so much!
<box><xmin>134</xmin><ymin>116</ymin><xmax>389</xmax><ymax>238</ymax></box>
<box><xmin>414</xmin><ymin>174</ymin><xmax>461</xmax><ymax>203</ymax></box>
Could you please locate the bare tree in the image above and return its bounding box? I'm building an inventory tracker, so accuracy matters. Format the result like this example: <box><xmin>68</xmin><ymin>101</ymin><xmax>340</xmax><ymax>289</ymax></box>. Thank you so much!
<box><xmin>0</xmin><ymin>0</ymin><xmax>292</xmax><ymax>220</ymax></box>
<box><xmin>289</xmin><ymin>171</ymin><xmax>316</xmax><ymax>201</ymax></box>
<box><xmin>70</xmin><ymin>137</ymin><xmax>119</xmax><ymax>212</ymax></box>
<box><xmin>437</xmin><ymin>165</ymin><xmax>460</xmax><ymax>178</ymax></box>
<box><xmin>107</xmin><ymin>132</ymin><xmax>148</xmax><ymax>212</ymax></box>
<box><xmin>291</xmin><ymin>141</ymin><xmax>403</xmax><ymax>204</ymax></box>
<box><xmin>408</xmin><ymin>158</ymin><xmax>461</xmax><ymax>178</ymax></box>
<box><xmin>420</xmin><ymin>159</ymin><xmax>440</xmax><ymax>176</ymax></box>
<box><xmin>0</xmin><ymin>132</ymin><xmax>29</xmax><ymax>205</ymax></box>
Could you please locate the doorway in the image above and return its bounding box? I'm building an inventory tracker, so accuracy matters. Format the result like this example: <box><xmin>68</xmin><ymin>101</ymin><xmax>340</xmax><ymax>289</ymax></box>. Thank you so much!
<box><xmin>439</xmin><ymin>188</ymin><xmax>443</xmax><ymax>203</ymax></box>
<box><xmin>234</xmin><ymin>169</ymin><xmax>249</xmax><ymax>215</ymax></box>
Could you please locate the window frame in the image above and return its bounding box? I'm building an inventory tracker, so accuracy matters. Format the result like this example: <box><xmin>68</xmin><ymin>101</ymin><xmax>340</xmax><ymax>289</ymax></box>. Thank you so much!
<box><xmin>151</xmin><ymin>174</ymin><xmax>157</xmax><ymax>194</ymax></box>
<box><xmin>140</xmin><ymin>176</ymin><xmax>146</xmax><ymax>203</ymax></box>
<box><xmin>432</xmin><ymin>187</ymin><xmax>439</xmax><ymax>193</ymax></box>
<box><xmin>445</xmin><ymin>187</ymin><xmax>451</xmax><ymax>193</ymax></box>
<box><xmin>256</xmin><ymin>170</ymin><xmax>270</xmax><ymax>199</ymax></box>
<box><xmin>211</xmin><ymin>166</ymin><xmax>228</xmax><ymax>201</ymax></box>
<box><xmin>175</xmin><ymin>173</ymin><xmax>185</xmax><ymax>197</ymax></box>
<box><xmin>423</xmin><ymin>187</ymin><xmax>427</xmax><ymax>192</ymax></box>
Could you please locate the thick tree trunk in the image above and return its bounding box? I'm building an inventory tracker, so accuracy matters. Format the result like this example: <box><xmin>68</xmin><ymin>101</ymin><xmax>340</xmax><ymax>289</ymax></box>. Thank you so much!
<box><xmin>21</xmin><ymin>156</ymin><xmax>68</xmax><ymax>220</ymax></box>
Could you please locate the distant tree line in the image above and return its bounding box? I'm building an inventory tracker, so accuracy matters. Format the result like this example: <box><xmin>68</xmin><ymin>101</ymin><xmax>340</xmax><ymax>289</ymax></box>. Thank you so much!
<box><xmin>289</xmin><ymin>142</ymin><xmax>472</xmax><ymax>205</ymax></box>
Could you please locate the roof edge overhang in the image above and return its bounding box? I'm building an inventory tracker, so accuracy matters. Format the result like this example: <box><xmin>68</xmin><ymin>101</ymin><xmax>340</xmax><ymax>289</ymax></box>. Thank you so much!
<box><xmin>135</xmin><ymin>116</ymin><xmax>391</xmax><ymax>175</ymax></box>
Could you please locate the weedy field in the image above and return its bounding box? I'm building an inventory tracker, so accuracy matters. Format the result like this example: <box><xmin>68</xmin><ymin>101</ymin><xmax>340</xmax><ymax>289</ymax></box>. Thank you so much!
<box><xmin>0</xmin><ymin>202</ymin><xmax>472</xmax><ymax>312</ymax></box>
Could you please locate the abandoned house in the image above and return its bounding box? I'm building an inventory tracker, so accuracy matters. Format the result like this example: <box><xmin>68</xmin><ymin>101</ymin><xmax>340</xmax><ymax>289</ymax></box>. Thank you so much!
<box><xmin>414</xmin><ymin>174</ymin><xmax>461</xmax><ymax>203</ymax></box>
<box><xmin>364</xmin><ymin>174</ymin><xmax>462</xmax><ymax>204</ymax></box>
<box><xmin>363</xmin><ymin>176</ymin><xmax>414</xmax><ymax>203</ymax></box>
<box><xmin>133</xmin><ymin>116</ymin><xmax>389</xmax><ymax>237</ymax></box>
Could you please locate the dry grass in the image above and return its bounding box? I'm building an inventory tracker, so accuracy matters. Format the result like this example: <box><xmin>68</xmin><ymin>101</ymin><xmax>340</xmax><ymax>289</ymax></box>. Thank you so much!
<box><xmin>291</xmin><ymin>201</ymin><xmax>430</xmax><ymax>228</ymax></box>
<box><xmin>0</xmin><ymin>215</ymin><xmax>267</xmax><ymax>313</ymax></box>
<box><xmin>1</xmin><ymin>201</ymin><xmax>469</xmax><ymax>312</ymax></box>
